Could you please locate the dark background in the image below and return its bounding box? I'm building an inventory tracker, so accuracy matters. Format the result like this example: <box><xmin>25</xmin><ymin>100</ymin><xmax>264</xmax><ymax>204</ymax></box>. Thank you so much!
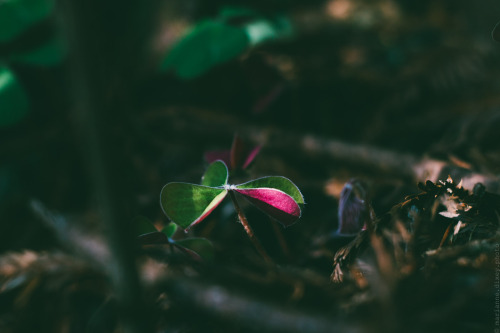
<box><xmin>0</xmin><ymin>0</ymin><xmax>499</xmax><ymax>332</ymax></box>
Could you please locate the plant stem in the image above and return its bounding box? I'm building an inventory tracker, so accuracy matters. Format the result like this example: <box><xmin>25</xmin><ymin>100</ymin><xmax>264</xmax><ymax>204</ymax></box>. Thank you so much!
<box><xmin>229</xmin><ymin>191</ymin><xmax>274</xmax><ymax>265</ymax></box>
<box><xmin>272</xmin><ymin>220</ymin><xmax>291</xmax><ymax>259</ymax></box>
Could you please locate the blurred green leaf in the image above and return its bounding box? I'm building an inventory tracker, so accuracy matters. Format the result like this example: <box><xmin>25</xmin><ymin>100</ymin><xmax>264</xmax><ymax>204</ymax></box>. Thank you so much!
<box><xmin>0</xmin><ymin>65</ymin><xmax>29</xmax><ymax>127</ymax></box>
<box><xmin>9</xmin><ymin>36</ymin><xmax>65</xmax><ymax>66</ymax></box>
<box><xmin>135</xmin><ymin>215</ymin><xmax>157</xmax><ymax>235</ymax></box>
<box><xmin>244</xmin><ymin>17</ymin><xmax>292</xmax><ymax>47</ymax></box>
<box><xmin>0</xmin><ymin>0</ymin><xmax>55</xmax><ymax>43</ymax></box>
<box><xmin>219</xmin><ymin>7</ymin><xmax>258</xmax><ymax>21</ymax></box>
<box><xmin>162</xmin><ymin>223</ymin><xmax>178</xmax><ymax>238</ymax></box>
<box><xmin>161</xmin><ymin>20</ymin><xmax>249</xmax><ymax>79</ymax></box>
<box><xmin>137</xmin><ymin>231</ymin><xmax>168</xmax><ymax>245</ymax></box>
<box><xmin>175</xmin><ymin>238</ymin><xmax>214</xmax><ymax>261</ymax></box>
<box><xmin>161</xmin><ymin>8</ymin><xmax>292</xmax><ymax>80</ymax></box>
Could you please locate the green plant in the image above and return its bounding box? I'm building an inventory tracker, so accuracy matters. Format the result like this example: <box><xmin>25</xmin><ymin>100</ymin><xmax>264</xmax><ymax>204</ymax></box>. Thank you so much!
<box><xmin>160</xmin><ymin>160</ymin><xmax>304</xmax><ymax>263</ymax></box>
<box><xmin>136</xmin><ymin>216</ymin><xmax>214</xmax><ymax>261</ymax></box>
<box><xmin>0</xmin><ymin>0</ymin><xmax>66</xmax><ymax>127</ymax></box>
<box><xmin>161</xmin><ymin>7</ymin><xmax>293</xmax><ymax>79</ymax></box>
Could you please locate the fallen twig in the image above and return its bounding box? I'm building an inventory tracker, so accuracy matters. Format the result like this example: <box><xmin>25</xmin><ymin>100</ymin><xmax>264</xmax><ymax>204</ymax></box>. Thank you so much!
<box><xmin>146</xmin><ymin>107</ymin><xmax>500</xmax><ymax>193</ymax></box>
<box><xmin>157</xmin><ymin>277</ymin><xmax>363</xmax><ymax>333</ymax></box>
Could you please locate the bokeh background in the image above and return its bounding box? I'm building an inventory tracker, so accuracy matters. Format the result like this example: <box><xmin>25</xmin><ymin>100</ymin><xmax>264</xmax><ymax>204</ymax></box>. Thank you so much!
<box><xmin>1</xmin><ymin>0</ymin><xmax>499</xmax><ymax>332</ymax></box>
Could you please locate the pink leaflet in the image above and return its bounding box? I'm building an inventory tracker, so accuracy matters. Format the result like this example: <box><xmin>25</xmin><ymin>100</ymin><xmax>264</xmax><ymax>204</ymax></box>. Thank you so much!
<box><xmin>242</xmin><ymin>145</ymin><xmax>261</xmax><ymax>170</ymax></box>
<box><xmin>230</xmin><ymin>134</ymin><xmax>260</xmax><ymax>170</ymax></box>
<box><xmin>252</xmin><ymin>83</ymin><xmax>285</xmax><ymax>114</ymax></box>
<box><xmin>235</xmin><ymin>187</ymin><xmax>301</xmax><ymax>226</ymax></box>
<box><xmin>206</xmin><ymin>135</ymin><xmax>260</xmax><ymax>171</ymax></box>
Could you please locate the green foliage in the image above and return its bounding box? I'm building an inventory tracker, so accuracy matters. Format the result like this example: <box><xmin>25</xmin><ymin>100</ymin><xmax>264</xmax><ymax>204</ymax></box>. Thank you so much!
<box><xmin>135</xmin><ymin>215</ymin><xmax>158</xmax><ymax>235</ymax></box>
<box><xmin>0</xmin><ymin>0</ymin><xmax>64</xmax><ymax>129</ymax></box>
<box><xmin>0</xmin><ymin>65</ymin><xmax>29</xmax><ymax>127</ymax></box>
<box><xmin>0</xmin><ymin>0</ymin><xmax>55</xmax><ymax>43</ymax></box>
<box><xmin>161</xmin><ymin>20</ymin><xmax>249</xmax><ymax>79</ymax></box>
<box><xmin>9</xmin><ymin>37</ymin><xmax>65</xmax><ymax>66</ymax></box>
<box><xmin>160</xmin><ymin>160</ymin><xmax>230</xmax><ymax>230</ymax></box>
<box><xmin>162</xmin><ymin>222</ymin><xmax>178</xmax><ymax>238</ymax></box>
<box><xmin>161</xmin><ymin>183</ymin><xmax>228</xmax><ymax>230</ymax></box>
<box><xmin>175</xmin><ymin>238</ymin><xmax>214</xmax><ymax>261</ymax></box>
<box><xmin>160</xmin><ymin>160</ymin><xmax>304</xmax><ymax>230</ymax></box>
<box><xmin>161</xmin><ymin>7</ymin><xmax>292</xmax><ymax>79</ymax></box>
<box><xmin>201</xmin><ymin>159</ymin><xmax>229</xmax><ymax>186</ymax></box>
<box><xmin>218</xmin><ymin>7</ymin><xmax>259</xmax><ymax>21</ymax></box>
<box><xmin>136</xmin><ymin>218</ymin><xmax>214</xmax><ymax>261</ymax></box>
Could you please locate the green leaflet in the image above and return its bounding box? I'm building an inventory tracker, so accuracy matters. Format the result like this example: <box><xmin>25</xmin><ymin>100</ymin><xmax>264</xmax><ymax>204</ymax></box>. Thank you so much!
<box><xmin>201</xmin><ymin>160</ymin><xmax>228</xmax><ymax>187</ymax></box>
<box><xmin>160</xmin><ymin>6</ymin><xmax>292</xmax><ymax>80</ymax></box>
<box><xmin>135</xmin><ymin>215</ymin><xmax>158</xmax><ymax>235</ymax></box>
<box><xmin>175</xmin><ymin>238</ymin><xmax>214</xmax><ymax>261</ymax></box>
<box><xmin>160</xmin><ymin>183</ymin><xmax>227</xmax><ymax>229</ymax></box>
<box><xmin>162</xmin><ymin>223</ymin><xmax>178</xmax><ymax>238</ymax></box>
<box><xmin>161</xmin><ymin>20</ymin><xmax>249</xmax><ymax>79</ymax></box>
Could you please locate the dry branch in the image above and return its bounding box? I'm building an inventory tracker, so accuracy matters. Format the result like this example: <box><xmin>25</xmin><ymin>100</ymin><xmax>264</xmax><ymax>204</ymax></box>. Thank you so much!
<box><xmin>157</xmin><ymin>277</ymin><xmax>363</xmax><ymax>333</ymax></box>
<box><xmin>147</xmin><ymin>107</ymin><xmax>500</xmax><ymax>193</ymax></box>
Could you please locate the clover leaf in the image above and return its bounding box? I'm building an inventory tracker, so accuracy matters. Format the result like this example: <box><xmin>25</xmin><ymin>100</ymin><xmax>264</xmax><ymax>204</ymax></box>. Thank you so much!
<box><xmin>160</xmin><ymin>160</ymin><xmax>304</xmax><ymax>230</ymax></box>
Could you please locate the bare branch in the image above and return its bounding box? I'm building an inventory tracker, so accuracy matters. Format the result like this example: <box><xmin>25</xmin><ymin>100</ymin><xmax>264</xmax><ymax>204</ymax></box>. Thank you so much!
<box><xmin>146</xmin><ymin>107</ymin><xmax>500</xmax><ymax>193</ymax></box>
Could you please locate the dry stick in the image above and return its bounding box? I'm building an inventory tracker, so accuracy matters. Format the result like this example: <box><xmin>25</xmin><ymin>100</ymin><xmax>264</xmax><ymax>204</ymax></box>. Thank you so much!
<box><xmin>30</xmin><ymin>200</ymin><xmax>113</xmax><ymax>268</ymax></box>
<box><xmin>439</xmin><ymin>223</ymin><xmax>453</xmax><ymax>248</ymax></box>
<box><xmin>149</xmin><ymin>107</ymin><xmax>499</xmax><ymax>193</ymax></box>
<box><xmin>161</xmin><ymin>278</ymin><xmax>361</xmax><ymax>333</ymax></box>
<box><xmin>228</xmin><ymin>191</ymin><xmax>274</xmax><ymax>265</ymax></box>
<box><xmin>247</xmin><ymin>130</ymin><xmax>499</xmax><ymax>192</ymax></box>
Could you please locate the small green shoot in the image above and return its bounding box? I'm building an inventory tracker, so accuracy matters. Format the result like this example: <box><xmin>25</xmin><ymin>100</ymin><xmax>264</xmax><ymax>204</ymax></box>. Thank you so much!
<box><xmin>137</xmin><ymin>217</ymin><xmax>214</xmax><ymax>261</ymax></box>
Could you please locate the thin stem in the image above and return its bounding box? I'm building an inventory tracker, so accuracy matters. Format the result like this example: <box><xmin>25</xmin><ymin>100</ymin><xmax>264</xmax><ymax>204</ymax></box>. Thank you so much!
<box><xmin>271</xmin><ymin>220</ymin><xmax>291</xmax><ymax>259</ymax></box>
<box><xmin>439</xmin><ymin>223</ymin><xmax>453</xmax><ymax>248</ymax></box>
<box><xmin>229</xmin><ymin>191</ymin><xmax>274</xmax><ymax>265</ymax></box>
